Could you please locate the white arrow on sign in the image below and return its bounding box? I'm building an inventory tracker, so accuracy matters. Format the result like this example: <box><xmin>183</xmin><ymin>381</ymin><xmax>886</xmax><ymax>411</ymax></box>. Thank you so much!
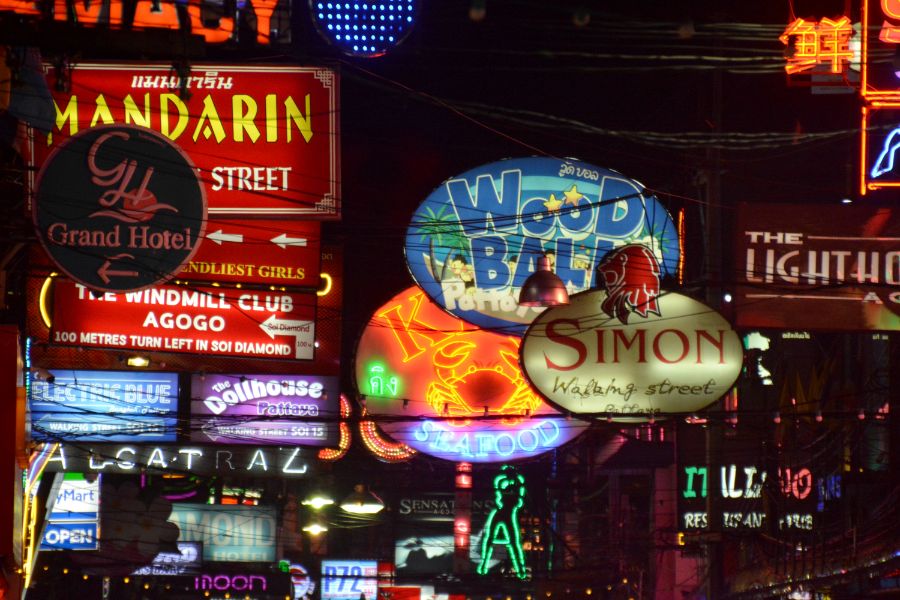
<box><xmin>200</xmin><ymin>418</ymin><xmax>222</xmax><ymax>442</ymax></box>
<box><xmin>207</xmin><ymin>230</ymin><xmax>244</xmax><ymax>245</ymax></box>
<box><xmin>200</xmin><ymin>417</ymin><xmax>261</xmax><ymax>442</ymax></box>
<box><xmin>260</xmin><ymin>315</ymin><xmax>315</xmax><ymax>359</ymax></box>
<box><xmin>271</xmin><ymin>233</ymin><xmax>308</xmax><ymax>249</ymax></box>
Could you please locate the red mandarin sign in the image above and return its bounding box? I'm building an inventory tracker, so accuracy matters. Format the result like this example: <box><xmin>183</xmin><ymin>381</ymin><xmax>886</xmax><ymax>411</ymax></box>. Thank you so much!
<box><xmin>179</xmin><ymin>219</ymin><xmax>321</xmax><ymax>287</ymax></box>
<box><xmin>50</xmin><ymin>278</ymin><xmax>317</xmax><ymax>360</ymax></box>
<box><xmin>29</xmin><ymin>63</ymin><xmax>340</xmax><ymax>219</ymax></box>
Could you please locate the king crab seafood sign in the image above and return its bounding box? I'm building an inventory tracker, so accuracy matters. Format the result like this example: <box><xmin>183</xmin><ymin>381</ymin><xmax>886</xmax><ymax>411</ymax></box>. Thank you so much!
<box><xmin>353</xmin><ymin>286</ymin><xmax>589</xmax><ymax>462</ymax></box>
<box><xmin>520</xmin><ymin>245</ymin><xmax>744</xmax><ymax>421</ymax></box>
<box><xmin>33</xmin><ymin>124</ymin><xmax>207</xmax><ymax>293</ymax></box>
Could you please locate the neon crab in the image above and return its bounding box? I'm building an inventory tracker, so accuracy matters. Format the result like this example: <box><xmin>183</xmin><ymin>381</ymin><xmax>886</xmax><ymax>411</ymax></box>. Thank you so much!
<box><xmin>425</xmin><ymin>337</ymin><xmax>542</xmax><ymax>427</ymax></box>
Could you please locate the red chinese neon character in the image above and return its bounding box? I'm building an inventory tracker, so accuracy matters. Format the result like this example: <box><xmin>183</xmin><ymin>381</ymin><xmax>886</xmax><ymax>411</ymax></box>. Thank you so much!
<box><xmin>881</xmin><ymin>0</ymin><xmax>900</xmax><ymax>43</ymax></box>
<box><xmin>780</xmin><ymin>16</ymin><xmax>853</xmax><ymax>75</ymax></box>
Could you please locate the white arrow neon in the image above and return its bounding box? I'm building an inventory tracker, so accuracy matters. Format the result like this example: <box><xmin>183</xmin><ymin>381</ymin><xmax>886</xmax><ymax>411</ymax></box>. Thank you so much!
<box><xmin>260</xmin><ymin>315</ymin><xmax>315</xmax><ymax>359</ymax></box>
<box><xmin>207</xmin><ymin>230</ymin><xmax>244</xmax><ymax>245</ymax></box>
<box><xmin>271</xmin><ymin>233</ymin><xmax>308</xmax><ymax>249</ymax></box>
<box><xmin>200</xmin><ymin>419</ymin><xmax>222</xmax><ymax>442</ymax></box>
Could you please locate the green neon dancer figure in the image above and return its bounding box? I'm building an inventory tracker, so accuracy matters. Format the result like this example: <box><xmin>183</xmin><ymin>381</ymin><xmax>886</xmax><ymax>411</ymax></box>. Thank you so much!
<box><xmin>476</xmin><ymin>465</ymin><xmax>527</xmax><ymax>579</ymax></box>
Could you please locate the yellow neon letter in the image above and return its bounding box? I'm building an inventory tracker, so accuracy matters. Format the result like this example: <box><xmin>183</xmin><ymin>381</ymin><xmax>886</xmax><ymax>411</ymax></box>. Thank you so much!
<box><xmin>232</xmin><ymin>95</ymin><xmax>260</xmax><ymax>142</ymax></box>
<box><xmin>284</xmin><ymin>94</ymin><xmax>313</xmax><ymax>143</ymax></box>
<box><xmin>192</xmin><ymin>95</ymin><xmax>227</xmax><ymax>142</ymax></box>
<box><xmin>160</xmin><ymin>93</ymin><xmax>189</xmax><ymax>140</ymax></box>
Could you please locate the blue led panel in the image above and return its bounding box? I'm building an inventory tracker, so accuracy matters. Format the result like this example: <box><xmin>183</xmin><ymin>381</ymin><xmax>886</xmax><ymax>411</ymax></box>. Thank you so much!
<box><xmin>310</xmin><ymin>1</ymin><xmax>417</xmax><ymax>57</ymax></box>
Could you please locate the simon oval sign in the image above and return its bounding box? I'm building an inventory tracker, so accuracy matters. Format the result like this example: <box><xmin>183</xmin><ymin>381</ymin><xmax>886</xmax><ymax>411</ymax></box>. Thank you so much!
<box><xmin>520</xmin><ymin>290</ymin><xmax>743</xmax><ymax>421</ymax></box>
<box><xmin>353</xmin><ymin>286</ymin><xmax>589</xmax><ymax>462</ymax></box>
<box><xmin>33</xmin><ymin>124</ymin><xmax>206</xmax><ymax>293</ymax></box>
<box><xmin>404</xmin><ymin>157</ymin><xmax>680</xmax><ymax>333</ymax></box>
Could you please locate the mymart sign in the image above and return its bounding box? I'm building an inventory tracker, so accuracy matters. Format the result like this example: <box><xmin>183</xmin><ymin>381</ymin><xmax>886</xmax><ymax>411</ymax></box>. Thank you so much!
<box><xmin>40</xmin><ymin>473</ymin><xmax>100</xmax><ymax>551</ymax></box>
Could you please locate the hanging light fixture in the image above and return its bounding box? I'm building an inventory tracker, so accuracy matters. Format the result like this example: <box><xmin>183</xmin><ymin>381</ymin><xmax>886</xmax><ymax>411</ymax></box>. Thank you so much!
<box><xmin>518</xmin><ymin>254</ymin><xmax>569</xmax><ymax>307</ymax></box>
<box><xmin>339</xmin><ymin>484</ymin><xmax>385</xmax><ymax>515</ymax></box>
<box><xmin>301</xmin><ymin>490</ymin><xmax>335</xmax><ymax>510</ymax></box>
<box><xmin>302</xmin><ymin>520</ymin><xmax>329</xmax><ymax>535</ymax></box>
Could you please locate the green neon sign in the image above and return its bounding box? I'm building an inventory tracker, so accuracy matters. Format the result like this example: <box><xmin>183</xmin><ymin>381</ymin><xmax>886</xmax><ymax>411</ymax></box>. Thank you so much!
<box><xmin>366</xmin><ymin>362</ymin><xmax>400</xmax><ymax>398</ymax></box>
<box><xmin>683</xmin><ymin>466</ymin><xmax>708</xmax><ymax>499</ymax></box>
<box><xmin>476</xmin><ymin>465</ymin><xmax>527</xmax><ymax>580</ymax></box>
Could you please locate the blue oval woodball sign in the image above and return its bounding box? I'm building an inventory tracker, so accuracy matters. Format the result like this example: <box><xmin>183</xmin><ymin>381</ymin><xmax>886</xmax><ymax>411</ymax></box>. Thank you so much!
<box><xmin>404</xmin><ymin>157</ymin><xmax>681</xmax><ymax>333</ymax></box>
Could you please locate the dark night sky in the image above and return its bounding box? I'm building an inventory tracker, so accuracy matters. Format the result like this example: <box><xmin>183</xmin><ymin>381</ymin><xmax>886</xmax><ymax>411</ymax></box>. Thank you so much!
<box><xmin>327</xmin><ymin>0</ymin><xmax>862</xmax><ymax>362</ymax></box>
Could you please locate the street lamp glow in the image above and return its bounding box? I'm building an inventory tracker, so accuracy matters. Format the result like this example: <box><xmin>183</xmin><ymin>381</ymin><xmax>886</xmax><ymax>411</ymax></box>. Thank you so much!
<box><xmin>301</xmin><ymin>493</ymin><xmax>335</xmax><ymax>510</ymax></box>
<box><xmin>302</xmin><ymin>522</ymin><xmax>329</xmax><ymax>535</ymax></box>
<box><xmin>340</xmin><ymin>484</ymin><xmax>385</xmax><ymax>514</ymax></box>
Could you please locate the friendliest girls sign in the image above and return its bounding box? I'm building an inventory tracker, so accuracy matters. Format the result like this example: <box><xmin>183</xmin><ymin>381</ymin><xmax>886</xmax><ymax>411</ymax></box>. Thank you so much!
<box><xmin>520</xmin><ymin>246</ymin><xmax>743</xmax><ymax>421</ymax></box>
<box><xmin>353</xmin><ymin>286</ymin><xmax>588</xmax><ymax>463</ymax></box>
<box><xmin>404</xmin><ymin>157</ymin><xmax>680</xmax><ymax>333</ymax></box>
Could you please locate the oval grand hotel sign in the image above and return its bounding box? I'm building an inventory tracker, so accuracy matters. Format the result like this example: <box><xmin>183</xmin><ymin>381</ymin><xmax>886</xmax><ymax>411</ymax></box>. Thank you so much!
<box><xmin>33</xmin><ymin>124</ymin><xmax>207</xmax><ymax>292</ymax></box>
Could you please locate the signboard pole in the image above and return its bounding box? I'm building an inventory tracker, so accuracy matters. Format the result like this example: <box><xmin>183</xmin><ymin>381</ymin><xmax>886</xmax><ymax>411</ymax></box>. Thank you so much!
<box><xmin>705</xmin><ymin>421</ymin><xmax>723</xmax><ymax>600</ymax></box>
<box><xmin>0</xmin><ymin>325</ymin><xmax>22</xmax><ymax>597</ymax></box>
<box><xmin>453</xmin><ymin>462</ymin><xmax>472</xmax><ymax>575</ymax></box>
<box><xmin>704</xmin><ymin>64</ymin><xmax>725</xmax><ymax>600</ymax></box>
<box><xmin>23</xmin><ymin>472</ymin><xmax>62</xmax><ymax>598</ymax></box>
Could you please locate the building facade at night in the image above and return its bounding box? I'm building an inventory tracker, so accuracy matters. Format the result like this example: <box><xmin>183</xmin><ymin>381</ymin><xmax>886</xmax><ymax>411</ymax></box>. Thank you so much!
<box><xmin>0</xmin><ymin>1</ymin><xmax>896</xmax><ymax>599</ymax></box>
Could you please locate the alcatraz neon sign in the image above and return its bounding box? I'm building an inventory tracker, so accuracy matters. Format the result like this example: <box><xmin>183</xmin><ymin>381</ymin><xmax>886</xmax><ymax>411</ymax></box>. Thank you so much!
<box><xmin>42</xmin><ymin>445</ymin><xmax>311</xmax><ymax>477</ymax></box>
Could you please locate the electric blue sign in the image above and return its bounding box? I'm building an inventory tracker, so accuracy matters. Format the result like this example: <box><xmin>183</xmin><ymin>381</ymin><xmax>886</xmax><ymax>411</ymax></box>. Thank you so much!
<box><xmin>404</xmin><ymin>156</ymin><xmax>680</xmax><ymax>333</ymax></box>
<box><xmin>29</xmin><ymin>370</ymin><xmax>178</xmax><ymax>442</ymax></box>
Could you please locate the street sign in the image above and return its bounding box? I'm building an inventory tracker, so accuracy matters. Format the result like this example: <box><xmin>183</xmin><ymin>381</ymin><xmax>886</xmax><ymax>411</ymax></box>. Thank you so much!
<box><xmin>40</xmin><ymin>474</ymin><xmax>100</xmax><ymax>551</ymax></box>
<box><xmin>29</xmin><ymin>63</ymin><xmax>340</xmax><ymax>219</ymax></box>
<box><xmin>734</xmin><ymin>202</ymin><xmax>900</xmax><ymax>330</ymax></box>
<box><xmin>40</xmin><ymin>522</ymin><xmax>98</xmax><ymax>551</ymax></box>
<box><xmin>320</xmin><ymin>560</ymin><xmax>378</xmax><ymax>600</ymax></box>
<box><xmin>50</xmin><ymin>278</ymin><xmax>317</xmax><ymax>360</ymax></box>
<box><xmin>29</xmin><ymin>370</ymin><xmax>178</xmax><ymax>442</ymax></box>
<box><xmin>178</xmin><ymin>219</ymin><xmax>321</xmax><ymax>287</ymax></box>
<box><xmin>190</xmin><ymin>374</ymin><xmax>340</xmax><ymax>446</ymax></box>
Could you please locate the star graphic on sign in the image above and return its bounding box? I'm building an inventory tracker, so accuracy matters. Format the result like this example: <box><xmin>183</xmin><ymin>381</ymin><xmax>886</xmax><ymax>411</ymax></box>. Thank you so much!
<box><xmin>563</xmin><ymin>185</ymin><xmax>585</xmax><ymax>207</ymax></box>
<box><xmin>543</xmin><ymin>194</ymin><xmax>563</xmax><ymax>212</ymax></box>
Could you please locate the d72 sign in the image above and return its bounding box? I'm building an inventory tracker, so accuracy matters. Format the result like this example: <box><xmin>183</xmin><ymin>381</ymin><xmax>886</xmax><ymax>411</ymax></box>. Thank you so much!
<box><xmin>50</xmin><ymin>278</ymin><xmax>317</xmax><ymax>360</ymax></box>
